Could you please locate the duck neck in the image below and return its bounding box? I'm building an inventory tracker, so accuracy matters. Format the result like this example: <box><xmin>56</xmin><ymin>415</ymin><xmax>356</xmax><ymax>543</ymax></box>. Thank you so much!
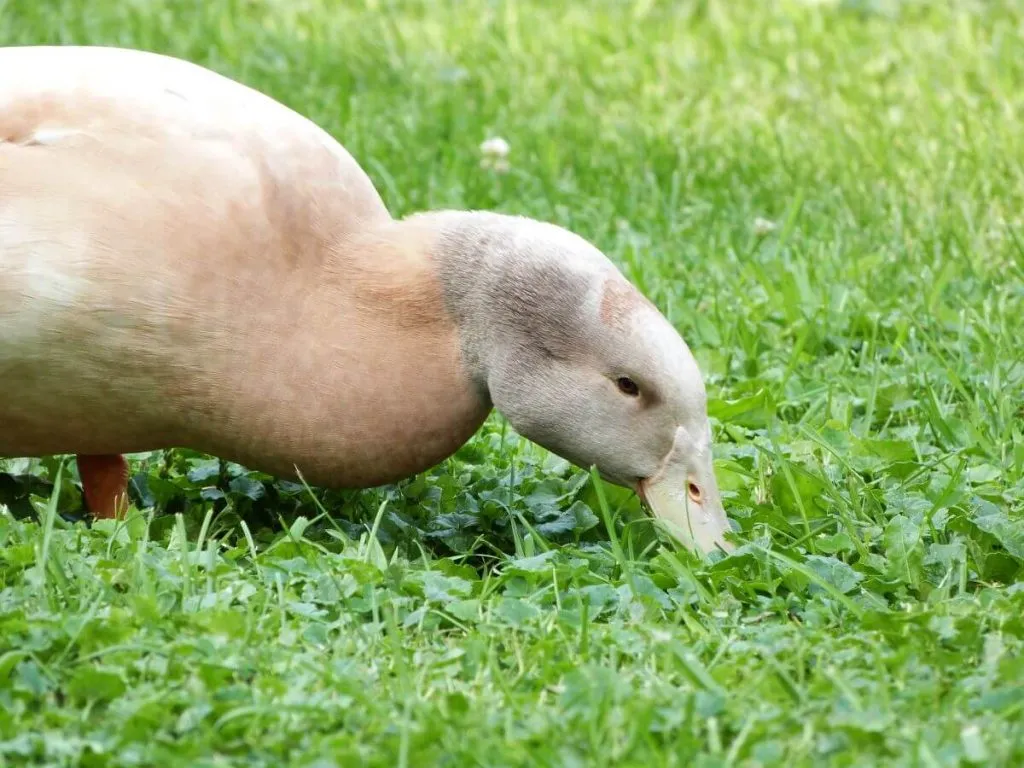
<box><xmin>402</xmin><ymin>210</ymin><xmax>496</xmax><ymax>393</ymax></box>
<box><xmin>401</xmin><ymin>209</ymin><xmax>598</xmax><ymax>404</ymax></box>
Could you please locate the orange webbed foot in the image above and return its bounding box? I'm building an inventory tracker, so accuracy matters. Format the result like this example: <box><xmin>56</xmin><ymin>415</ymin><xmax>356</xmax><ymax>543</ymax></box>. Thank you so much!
<box><xmin>76</xmin><ymin>454</ymin><xmax>129</xmax><ymax>519</ymax></box>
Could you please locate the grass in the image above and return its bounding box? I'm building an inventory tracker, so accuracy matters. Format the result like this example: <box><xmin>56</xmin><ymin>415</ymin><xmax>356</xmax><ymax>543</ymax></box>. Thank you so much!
<box><xmin>2</xmin><ymin>0</ymin><xmax>1024</xmax><ymax>765</ymax></box>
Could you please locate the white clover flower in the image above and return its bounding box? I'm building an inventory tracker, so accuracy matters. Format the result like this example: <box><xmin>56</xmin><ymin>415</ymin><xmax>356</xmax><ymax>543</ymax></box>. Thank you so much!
<box><xmin>753</xmin><ymin>217</ymin><xmax>777</xmax><ymax>236</ymax></box>
<box><xmin>479</xmin><ymin>137</ymin><xmax>511</xmax><ymax>173</ymax></box>
<box><xmin>480</xmin><ymin>136</ymin><xmax>510</xmax><ymax>158</ymax></box>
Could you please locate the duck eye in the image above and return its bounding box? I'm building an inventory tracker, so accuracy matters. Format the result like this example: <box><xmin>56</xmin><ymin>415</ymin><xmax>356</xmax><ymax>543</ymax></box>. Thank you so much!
<box><xmin>616</xmin><ymin>377</ymin><xmax>640</xmax><ymax>397</ymax></box>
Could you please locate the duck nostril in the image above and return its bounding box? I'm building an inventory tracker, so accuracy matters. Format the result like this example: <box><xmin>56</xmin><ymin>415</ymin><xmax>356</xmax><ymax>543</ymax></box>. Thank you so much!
<box><xmin>687</xmin><ymin>482</ymin><xmax>702</xmax><ymax>504</ymax></box>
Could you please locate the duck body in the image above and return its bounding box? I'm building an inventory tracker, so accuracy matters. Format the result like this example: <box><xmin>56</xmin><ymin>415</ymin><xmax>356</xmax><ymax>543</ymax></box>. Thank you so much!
<box><xmin>0</xmin><ymin>45</ymin><xmax>489</xmax><ymax>490</ymax></box>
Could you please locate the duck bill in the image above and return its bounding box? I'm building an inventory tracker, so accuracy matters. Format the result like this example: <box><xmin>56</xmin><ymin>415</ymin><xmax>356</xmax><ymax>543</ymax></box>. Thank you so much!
<box><xmin>639</xmin><ymin>429</ymin><xmax>734</xmax><ymax>555</ymax></box>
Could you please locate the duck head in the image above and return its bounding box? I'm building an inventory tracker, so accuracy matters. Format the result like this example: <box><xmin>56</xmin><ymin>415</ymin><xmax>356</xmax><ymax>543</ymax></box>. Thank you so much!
<box><xmin>422</xmin><ymin>211</ymin><xmax>735</xmax><ymax>555</ymax></box>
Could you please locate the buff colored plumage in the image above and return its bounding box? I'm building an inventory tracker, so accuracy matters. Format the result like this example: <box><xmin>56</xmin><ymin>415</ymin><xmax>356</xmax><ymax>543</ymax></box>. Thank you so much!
<box><xmin>0</xmin><ymin>46</ymin><xmax>733</xmax><ymax>554</ymax></box>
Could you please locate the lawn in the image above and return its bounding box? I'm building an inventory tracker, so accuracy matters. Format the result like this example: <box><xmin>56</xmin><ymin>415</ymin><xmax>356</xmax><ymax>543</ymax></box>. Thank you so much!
<box><xmin>2</xmin><ymin>0</ymin><xmax>1024</xmax><ymax>765</ymax></box>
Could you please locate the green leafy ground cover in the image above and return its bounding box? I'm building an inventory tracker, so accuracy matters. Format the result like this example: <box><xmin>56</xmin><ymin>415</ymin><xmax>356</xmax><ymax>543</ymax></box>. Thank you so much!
<box><xmin>2</xmin><ymin>0</ymin><xmax>1023</xmax><ymax>765</ymax></box>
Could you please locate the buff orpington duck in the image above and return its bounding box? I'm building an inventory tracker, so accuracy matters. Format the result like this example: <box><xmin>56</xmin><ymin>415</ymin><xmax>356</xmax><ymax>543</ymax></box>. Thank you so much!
<box><xmin>0</xmin><ymin>45</ymin><xmax>734</xmax><ymax>554</ymax></box>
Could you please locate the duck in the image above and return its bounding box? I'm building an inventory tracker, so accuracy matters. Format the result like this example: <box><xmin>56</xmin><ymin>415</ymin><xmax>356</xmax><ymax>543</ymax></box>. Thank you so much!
<box><xmin>0</xmin><ymin>45</ymin><xmax>734</xmax><ymax>554</ymax></box>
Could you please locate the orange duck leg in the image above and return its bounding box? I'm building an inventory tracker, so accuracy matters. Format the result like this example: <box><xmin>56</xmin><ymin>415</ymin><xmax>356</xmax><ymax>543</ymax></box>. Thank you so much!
<box><xmin>76</xmin><ymin>454</ymin><xmax>129</xmax><ymax>519</ymax></box>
